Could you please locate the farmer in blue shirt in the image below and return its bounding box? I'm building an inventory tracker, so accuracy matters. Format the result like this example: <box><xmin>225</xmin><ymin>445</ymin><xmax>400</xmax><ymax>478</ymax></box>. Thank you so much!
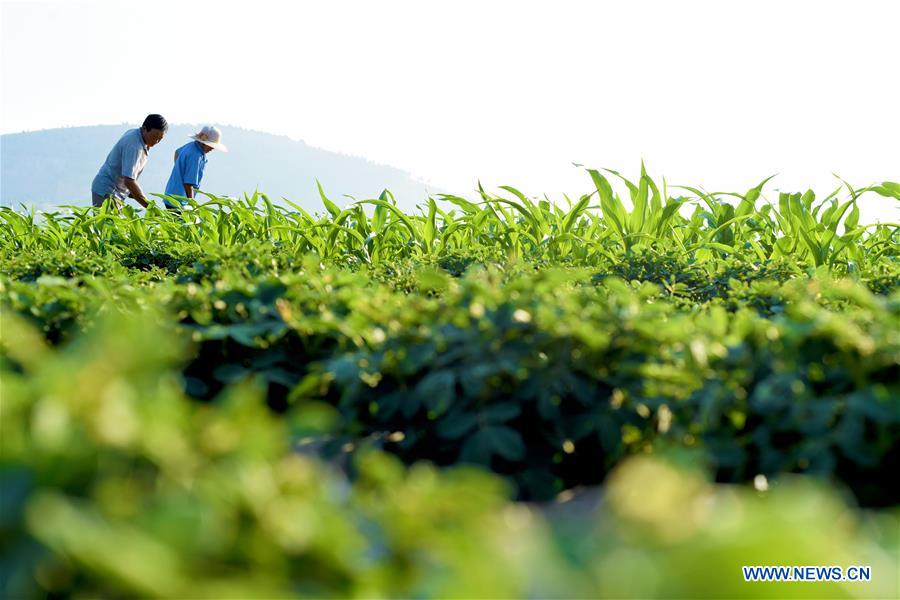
<box><xmin>164</xmin><ymin>126</ymin><xmax>228</xmax><ymax>209</ymax></box>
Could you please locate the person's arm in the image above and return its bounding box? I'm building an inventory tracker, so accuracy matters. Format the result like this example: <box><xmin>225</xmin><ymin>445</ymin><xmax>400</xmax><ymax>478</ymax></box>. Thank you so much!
<box><xmin>182</xmin><ymin>183</ymin><xmax>194</xmax><ymax>200</ymax></box>
<box><xmin>174</xmin><ymin>149</ymin><xmax>180</xmax><ymax>162</ymax></box>
<box><xmin>120</xmin><ymin>139</ymin><xmax>149</xmax><ymax>208</ymax></box>
<box><xmin>123</xmin><ymin>178</ymin><xmax>149</xmax><ymax>208</ymax></box>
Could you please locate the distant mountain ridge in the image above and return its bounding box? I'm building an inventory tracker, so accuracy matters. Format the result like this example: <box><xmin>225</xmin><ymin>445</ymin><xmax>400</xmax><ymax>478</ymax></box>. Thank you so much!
<box><xmin>1</xmin><ymin>125</ymin><xmax>435</xmax><ymax>212</ymax></box>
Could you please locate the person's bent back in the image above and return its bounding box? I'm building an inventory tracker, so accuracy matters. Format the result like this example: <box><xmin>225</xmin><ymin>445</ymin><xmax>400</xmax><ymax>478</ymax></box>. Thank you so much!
<box><xmin>91</xmin><ymin>114</ymin><xmax>167</xmax><ymax>208</ymax></box>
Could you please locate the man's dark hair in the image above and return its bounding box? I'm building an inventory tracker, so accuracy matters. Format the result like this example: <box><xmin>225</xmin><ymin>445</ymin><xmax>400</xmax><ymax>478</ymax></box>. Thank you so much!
<box><xmin>142</xmin><ymin>114</ymin><xmax>168</xmax><ymax>131</ymax></box>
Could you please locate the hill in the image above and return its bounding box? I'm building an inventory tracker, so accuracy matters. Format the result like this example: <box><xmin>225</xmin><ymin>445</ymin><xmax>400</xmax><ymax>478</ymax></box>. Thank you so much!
<box><xmin>0</xmin><ymin>124</ymin><xmax>435</xmax><ymax>212</ymax></box>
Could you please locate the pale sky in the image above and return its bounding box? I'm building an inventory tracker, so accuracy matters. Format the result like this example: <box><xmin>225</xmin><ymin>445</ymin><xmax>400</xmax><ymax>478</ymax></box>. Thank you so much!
<box><xmin>2</xmin><ymin>0</ymin><xmax>898</xmax><ymax>221</ymax></box>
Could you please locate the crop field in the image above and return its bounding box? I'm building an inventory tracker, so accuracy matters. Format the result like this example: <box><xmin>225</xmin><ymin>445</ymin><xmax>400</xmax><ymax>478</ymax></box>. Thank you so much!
<box><xmin>1</xmin><ymin>168</ymin><xmax>898</xmax><ymax>598</ymax></box>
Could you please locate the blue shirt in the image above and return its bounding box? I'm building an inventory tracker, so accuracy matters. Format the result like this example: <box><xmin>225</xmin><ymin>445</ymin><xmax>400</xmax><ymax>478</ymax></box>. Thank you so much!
<box><xmin>92</xmin><ymin>129</ymin><xmax>150</xmax><ymax>200</ymax></box>
<box><xmin>164</xmin><ymin>141</ymin><xmax>208</xmax><ymax>205</ymax></box>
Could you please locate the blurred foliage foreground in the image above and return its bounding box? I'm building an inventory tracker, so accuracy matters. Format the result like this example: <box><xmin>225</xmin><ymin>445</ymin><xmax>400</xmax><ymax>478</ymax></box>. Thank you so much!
<box><xmin>1</xmin><ymin>308</ymin><xmax>898</xmax><ymax>598</ymax></box>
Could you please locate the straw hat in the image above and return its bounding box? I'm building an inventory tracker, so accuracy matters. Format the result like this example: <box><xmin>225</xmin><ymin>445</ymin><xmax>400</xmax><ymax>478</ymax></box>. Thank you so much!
<box><xmin>190</xmin><ymin>126</ymin><xmax>228</xmax><ymax>152</ymax></box>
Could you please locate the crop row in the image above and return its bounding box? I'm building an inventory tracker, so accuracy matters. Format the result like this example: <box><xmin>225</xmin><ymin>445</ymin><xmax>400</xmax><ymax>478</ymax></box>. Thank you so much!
<box><xmin>2</xmin><ymin>168</ymin><xmax>898</xmax><ymax>271</ymax></box>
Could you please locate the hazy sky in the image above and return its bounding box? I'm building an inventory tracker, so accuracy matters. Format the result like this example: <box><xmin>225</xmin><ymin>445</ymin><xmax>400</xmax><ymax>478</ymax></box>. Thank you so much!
<box><xmin>2</xmin><ymin>0</ymin><xmax>898</xmax><ymax>220</ymax></box>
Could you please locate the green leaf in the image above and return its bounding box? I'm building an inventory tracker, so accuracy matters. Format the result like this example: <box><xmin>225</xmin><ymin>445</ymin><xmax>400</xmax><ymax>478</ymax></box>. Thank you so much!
<box><xmin>459</xmin><ymin>429</ymin><xmax>493</xmax><ymax>464</ymax></box>
<box><xmin>436</xmin><ymin>411</ymin><xmax>480</xmax><ymax>439</ymax></box>
<box><xmin>484</xmin><ymin>425</ymin><xmax>526</xmax><ymax>461</ymax></box>
<box><xmin>316</xmin><ymin>179</ymin><xmax>341</xmax><ymax>218</ymax></box>
<box><xmin>561</xmin><ymin>194</ymin><xmax>591</xmax><ymax>233</ymax></box>
<box><xmin>743</xmin><ymin>174</ymin><xmax>777</xmax><ymax>207</ymax></box>
<box><xmin>845</xmin><ymin>202</ymin><xmax>860</xmax><ymax>230</ymax></box>
<box><xmin>423</xmin><ymin>198</ymin><xmax>437</xmax><ymax>253</ymax></box>
<box><xmin>587</xmin><ymin>169</ymin><xmax>627</xmax><ymax>246</ymax></box>
<box><xmin>354</xmin><ymin>199</ymin><xmax>422</xmax><ymax>245</ymax></box>
<box><xmin>416</xmin><ymin>370</ymin><xmax>456</xmax><ymax>415</ymax></box>
<box><xmin>482</xmin><ymin>403</ymin><xmax>522</xmax><ymax>423</ymax></box>
<box><xmin>866</xmin><ymin>181</ymin><xmax>900</xmax><ymax>200</ymax></box>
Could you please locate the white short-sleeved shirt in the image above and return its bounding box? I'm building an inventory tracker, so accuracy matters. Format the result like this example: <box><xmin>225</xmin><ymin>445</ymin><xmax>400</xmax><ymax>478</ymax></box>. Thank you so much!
<box><xmin>91</xmin><ymin>128</ymin><xmax>150</xmax><ymax>200</ymax></box>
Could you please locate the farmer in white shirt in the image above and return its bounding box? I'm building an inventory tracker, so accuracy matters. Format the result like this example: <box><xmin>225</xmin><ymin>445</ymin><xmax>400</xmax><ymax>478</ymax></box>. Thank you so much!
<box><xmin>91</xmin><ymin>114</ymin><xmax>167</xmax><ymax>208</ymax></box>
